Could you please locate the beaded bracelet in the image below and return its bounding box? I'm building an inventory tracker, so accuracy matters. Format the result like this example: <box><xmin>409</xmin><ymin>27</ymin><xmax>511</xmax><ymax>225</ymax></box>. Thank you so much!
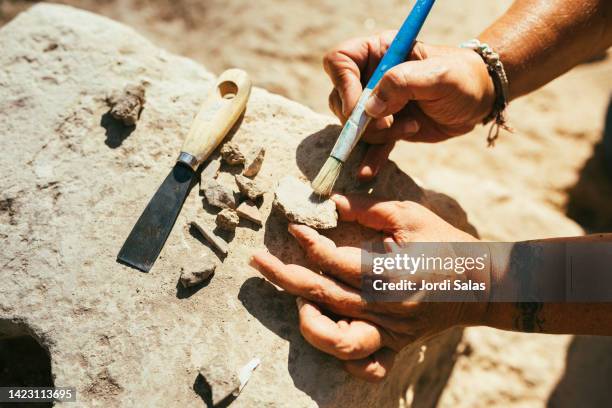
<box><xmin>461</xmin><ymin>39</ymin><xmax>512</xmax><ymax>146</ymax></box>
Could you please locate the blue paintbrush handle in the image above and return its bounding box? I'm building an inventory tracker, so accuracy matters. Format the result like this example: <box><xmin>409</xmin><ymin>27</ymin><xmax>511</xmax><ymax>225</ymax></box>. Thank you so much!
<box><xmin>366</xmin><ymin>0</ymin><xmax>436</xmax><ymax>90</ymax></box>
<box><xmin>329</xmin><ymin>0</ymin><xmax>436</xmax><ymax>163</ymax></box>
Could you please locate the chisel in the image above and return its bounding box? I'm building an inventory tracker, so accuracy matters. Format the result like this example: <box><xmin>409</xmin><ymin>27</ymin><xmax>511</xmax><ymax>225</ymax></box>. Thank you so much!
<box><xmin>117</xmin><ymin>69</ymin><xmax>252</xmax><ymax>272</ymax></box>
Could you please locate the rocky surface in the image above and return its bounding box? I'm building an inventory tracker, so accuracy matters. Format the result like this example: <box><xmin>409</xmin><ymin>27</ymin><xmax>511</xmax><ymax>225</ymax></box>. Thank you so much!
<box><xmin>0</xmin><ymin>5</ymin><xmax>500</xmax><ymax>406</ymax></box>
<box><xmin>200</xmin><ymin>157</ymin><xmax>221</xmax><ymax>181</ymax></box>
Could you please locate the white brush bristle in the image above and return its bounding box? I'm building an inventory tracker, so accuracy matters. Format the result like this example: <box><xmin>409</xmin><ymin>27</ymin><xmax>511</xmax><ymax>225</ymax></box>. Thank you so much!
<box><xmin>311</xmin><ymin>157</ymin><xmax>343</xmax><ymax>197</ymax></box>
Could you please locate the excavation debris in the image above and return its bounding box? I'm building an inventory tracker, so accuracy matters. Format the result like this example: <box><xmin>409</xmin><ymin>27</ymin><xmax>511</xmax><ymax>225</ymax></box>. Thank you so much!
<box><xmin>202</xmin><ymin>179</ymin><xmax>236</xmax><ymax>209</ymax></box>
<box><xmin>273</xmin><ymin>176</ymin><xmax>337</xmax><ymax>229</ymax></box>
<box><xmin>243</xmin><ymin>146</ymin><xmax>265</xmax><ymax>177</ymax></box>
<box><xmin>220</xmin><ymin>141</ymin><xmax>245</xmax><ymax>165</ymax></box>
<box><xmin>108</xmin><ymin>83</ymin><xmax>145</xmax><ymax>126</ymax></box>
<box><xmin>235</xmin><ymin>174</ymin><xmax>264</xmax><ymax>201</ymax></box>
<box><xmin>200</xmin><ymin>158</ymin><xmax>221</xmax><ymax>181</ymax></box>
<box><xmin>198</xmin><ymin>357</ymin><xmax>260</xmax><ymax>406</ymax></box>
<box><xmin>191</xmin><ymin>221</ymin><xmax>229</xmax><ymax>255</ymax></box>
<box><xmin>236</xmin><ymin>201</ymin><xmax>263</xmax><ymax>226</ymax></box>
<box><xmin>179</xmin><ymin>259</ymin><xmax>216</xmax><ymax>287</ymax></box>
<box><xmin>216</xmin><ymin>208</ymin><xmax>240</xmax><ymax>231</ymax></box>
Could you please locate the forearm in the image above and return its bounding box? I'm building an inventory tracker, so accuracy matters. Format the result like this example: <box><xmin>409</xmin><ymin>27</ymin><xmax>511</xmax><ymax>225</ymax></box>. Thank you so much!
<box><xmin>481</xmin><ymin>234</ymin><xmax>612</xmax><ymax>335</ymax></box>
<box><xmin>485</xmin><ymin>302</ymin><xmax>612</xmax><ymax>335</ymax></box>
<box><xmin>478</xmin><ymin>0</ymin><xmax>612</xmax><ymax>100</ymax></box>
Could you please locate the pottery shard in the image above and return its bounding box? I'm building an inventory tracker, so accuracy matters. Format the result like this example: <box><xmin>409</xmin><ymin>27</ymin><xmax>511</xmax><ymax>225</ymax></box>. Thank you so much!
<box><xmin>198</xmin><ymin>360</ymin><xmax>241</xmax><ymax>406</ymax></box>
<box><xmin>191</xmin><ymin>221</ymin><xmax>229</xmax><ymax>255</ymax></box>
<box><xmin>203</xmin><ymin>179</ymin><xmax>236</xmax><ymax>209</ymax></box>
<box><xmin>243</xmin><ymin>146</ymin><xmax>265</xmax><ymax>177</ymax></box>
<box><xmin>220</xmin><ymin>141</ymin><xmax>245</xmax><ymax>165</ymax></box>
<box><xmin>108</xmin><ymin>83</ymin><xmax>145</xmax><ymax>126</ymax></box>
<box><xmin>216</xmin><ymin>208</ymin><xmax>240</xmax><ymax>231</ymax></box>
<box><xmin>235</xmin><ymin>174</ymin><xmax>264</xmax><ymax>201</ymax></box>
<box><xmin>236</xmin><ymin>201</ymin><xmax>263</xmax><ymax>226</ymax></box>
<box><xmin>180</xmin><ymin>259</ymin><xmax>216</xmax><ymax>288</ymax></box>
<box><xmin>273</xmin><ymin>176</ymin><xmax>337</xmax><ymax>229</ymax></box>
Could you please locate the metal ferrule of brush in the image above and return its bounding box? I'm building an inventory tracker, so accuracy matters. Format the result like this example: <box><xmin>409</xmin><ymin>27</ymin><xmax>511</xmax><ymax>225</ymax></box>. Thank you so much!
<box><xmin>330</xmin><ymin>89</ymin><xmax>373</xmax><ymax>163</ymax></box>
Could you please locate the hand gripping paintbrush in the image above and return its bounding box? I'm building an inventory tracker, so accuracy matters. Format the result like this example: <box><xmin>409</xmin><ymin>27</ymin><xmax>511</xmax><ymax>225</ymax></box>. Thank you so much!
<box><xmin>311</xmin><ymin>0</ymin><xmax>436</xmax><ymax>196</ymax></box>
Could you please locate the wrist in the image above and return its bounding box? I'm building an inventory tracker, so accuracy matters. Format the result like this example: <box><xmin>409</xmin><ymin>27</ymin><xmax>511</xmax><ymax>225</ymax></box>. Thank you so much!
<box><xmin>461</xmin><ymin>39</ymin><xmax>512</xmax><ymax>145</ymax></box>
<box><xmin>464</xmin><ymin>49</ymin><xmax>497</xmax><ymax>123</ymax></box>
<box><xmin>481</xmin><ymin>242</ymin><xmax>513</xmax><ymax>328</ymax></box>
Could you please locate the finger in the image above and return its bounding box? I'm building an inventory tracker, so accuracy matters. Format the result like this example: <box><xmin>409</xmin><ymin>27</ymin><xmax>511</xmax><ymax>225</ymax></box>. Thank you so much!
<box><xmin>323</xmin><ymin>38</ymin><xmax>367</xmax><ymax>117</ymax></box>
<box><xmin>250</xmin><ymin>250</ymin><xmax>371</xmax><ymax>317</ymax></box>
<box><xmin>331</xmin><ymin>194</ymin><xmax>427</xmax><ymax>232</ymax></box>
<box><xmin>401</xmin><ymin>105</ymin><xmax>474</xmax><ymax>143</ymax></box>
<box><xmin>383</xmin><ymin>235</ymin><xmax>400</xmax><ymax>252</ymax></box>
<box><xmin>288</xmin><ymin>223</ymin><xmax>362</xmax><ymax>288</ymax></box>
<box><xmin>364</xmin><ymin>58</ymin><xmax>450</xmax><ymax>118</ymax></box>
<box><xmin>328</xmin><ymin>88</ymin><xmax>345</xmax><ymax>122</ymax></box>
<box><xmin>343</xmin><ymin>348</ymin><xmax>397</xmax><ymax>382</ymax></box>
<box><xmin>357</xmin><ymin>141</ymin><xmax>395</xmax><ymax>181</ymax></box>
<box><xmin>297</xmin><ymin>297</ymin><xmax>385</xmax><ymax>360</ymax></box>
<box><xmin>361</xmin><ymin>116</ymin><xmax>394</xmax><ymax>145</ymax></box>
<box><xmin>363</xmin><ymin>117</ymin><xmax>420</xmax><ymax>144</ymax></box>
<box><xmin>323</xmin><ymin>32</ymin><xmax>396</xmax><ymax>118</ymax></box>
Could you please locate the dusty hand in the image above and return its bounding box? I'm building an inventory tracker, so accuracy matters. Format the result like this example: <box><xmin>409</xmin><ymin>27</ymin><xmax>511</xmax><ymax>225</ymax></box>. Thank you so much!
<box><xmin>250</xmin><ymin>194</ymin><xmax>485</xmax><ymax>381</ymax></box>
<box><xmin>324</xmin><ymin>31</ymin><xmax>495</xmax><ymax>180</ymax></box>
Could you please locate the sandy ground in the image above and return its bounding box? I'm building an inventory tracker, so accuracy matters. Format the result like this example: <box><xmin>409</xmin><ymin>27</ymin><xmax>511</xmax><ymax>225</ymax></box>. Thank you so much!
<box><xmin>2</xmin><ymin>0</ymin><xmax>612</xmax><ymax>406</ymax></box>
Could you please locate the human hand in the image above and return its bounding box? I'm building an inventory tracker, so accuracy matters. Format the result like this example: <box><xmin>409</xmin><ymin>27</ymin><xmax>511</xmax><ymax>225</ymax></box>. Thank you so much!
<box><xmin>323</xmin><ymin>31</ymin><xmax>495</xmax><ymax>180</ymax></box>
<box><xmin>250</xmin><ymin>194</ymin><xmax>487</xmax><ymax>381</ymax></box>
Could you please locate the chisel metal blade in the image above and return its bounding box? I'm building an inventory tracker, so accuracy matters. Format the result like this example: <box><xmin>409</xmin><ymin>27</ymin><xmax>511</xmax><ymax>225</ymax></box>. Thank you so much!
<box><xmin>117</xmin><ymin>164</ymin><xmax>195</xmax><ymax>272</ymax></box>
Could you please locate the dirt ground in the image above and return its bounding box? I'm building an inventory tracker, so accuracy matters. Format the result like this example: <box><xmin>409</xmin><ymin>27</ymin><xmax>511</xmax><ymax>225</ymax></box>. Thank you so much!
<box><xmin>1</xmin><ymin>0</ymin><xmax>612</xmax><ymax>407</ymax></box>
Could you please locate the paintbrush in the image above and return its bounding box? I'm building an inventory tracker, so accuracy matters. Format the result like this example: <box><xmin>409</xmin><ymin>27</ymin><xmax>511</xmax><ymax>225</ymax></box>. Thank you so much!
<box><xmin>311</xmin><ymin>0</ymin><xmax>436</xmax><ymax>196</ymax></box>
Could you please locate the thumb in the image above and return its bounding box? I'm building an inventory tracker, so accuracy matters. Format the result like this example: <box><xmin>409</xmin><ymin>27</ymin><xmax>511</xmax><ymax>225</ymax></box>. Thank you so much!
<box><xmin>364</xmin><ymin>58</ymin><xmax>449</xmax><ymax>118</ymax></box>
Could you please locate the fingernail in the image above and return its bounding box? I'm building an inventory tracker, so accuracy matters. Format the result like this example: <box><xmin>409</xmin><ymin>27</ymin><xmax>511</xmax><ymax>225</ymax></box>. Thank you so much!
<box><xmin>248</xmin><ymin>255</ymin><xmax>259</xmax><ymax>270</ymax></box>
<box><xmin>365</xmin><ymin>93</ymin><xmax>387</xmax><ymax>117</ymax></box>
<box><xmin>358</xmin><ymin>165</ymin><xmax>374</xmax><ymax>181</ymax></box>
<box><xmin>296</xmin><ymin>297</ymin><xmax>305</xmax><ymax>308</ymax></box>
<box><xmin>374</xmin><ymin>116</ymin><xmax>393</xmax><ymax>130</ymax></box>
<box><xmin>402</xmin><ymin>120</ymin><xmax>420</xmax><ymax>134</ymax></box>
<box><xmin>288</xmin><ymin>223</ymin><xmax>298</xmax><ymax>237</ymax></box>
<box><xmin>248</xmin><ymin>249</ymin><xmax>267</xmax><ymax>270</ymax></box>
<box><xmin>330</xmin><ymin>193</ymin><xmax>343</xmax><ymax>203</ymax></box>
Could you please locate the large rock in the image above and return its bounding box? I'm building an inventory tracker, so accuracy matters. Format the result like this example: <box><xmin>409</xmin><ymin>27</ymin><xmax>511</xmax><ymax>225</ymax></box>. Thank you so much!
<box><xmin>0</xmin><ymin>4</ymin><xmax>473</xmax><ymax>407</ymax></box>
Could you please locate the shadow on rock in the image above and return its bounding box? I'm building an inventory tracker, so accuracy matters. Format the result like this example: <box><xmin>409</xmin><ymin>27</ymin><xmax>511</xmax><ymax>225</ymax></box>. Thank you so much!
<box><xmin>238</xmin><ymin>276</ymin><xmax>349</xmax><ymax>406</ymax></box>
<box><xmin>566</xmin><ymin>98</ymin><xmax>612</xmax><ymax>232</ymax></box>
<box><xmin>547</xmin><ymin>335</ymin><xmax>612</xmax><ymax>407</ymax></box>
<box><xmin>100</xmin><ymin>111</ymin><xmax>136</xmax><ymax>148</ymax></box>
<box><xmin>193</xmin><ymin>373</ymin><xmax>236</xmax><ymax>408</ymax></box>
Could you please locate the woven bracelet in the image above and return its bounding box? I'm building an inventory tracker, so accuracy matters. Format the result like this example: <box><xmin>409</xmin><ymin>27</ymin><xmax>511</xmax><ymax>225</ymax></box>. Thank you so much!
<box><xmin>461</xmin><ymin>39</ymin><xmax>512</xmax><ymax>146</ymax></box>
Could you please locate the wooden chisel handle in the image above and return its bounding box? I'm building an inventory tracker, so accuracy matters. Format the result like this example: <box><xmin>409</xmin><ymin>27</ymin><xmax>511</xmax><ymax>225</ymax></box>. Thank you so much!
<box><xmin>177</xmin><ymin>69</ymin><xmax>252</xmax><ymax>170</ymax></box>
